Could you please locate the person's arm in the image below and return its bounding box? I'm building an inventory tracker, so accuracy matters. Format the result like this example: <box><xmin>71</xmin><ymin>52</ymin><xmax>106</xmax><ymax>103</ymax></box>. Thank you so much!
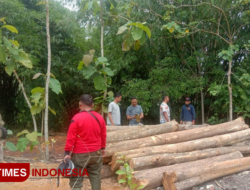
<box><xmin>64</xmin><ymin>119</ymin><xmax>78</xmax><ymax>162</ymax></box>
<box><xmin>126</xmin><ymin>107</ymin><xmax>135</xmax><ymax>120</ymax></box>
<box><xmin>180</xmin><ymin>106</ymin><xmax>184</xmax><ymax>124</ymax></box>
<box><xmin>108</xmin><ymin>103</ymin><xmax>115</xmax><ymax>126</ymax></box>
<box><xmin>192</xmin><ymin>106</ymin><xmax>196</xmax><ymax>125</ymax></box>
<box><xmin>163</xmin><ymin>112</ymin><xmax>170</xmax><ymax>122</ymax></box>
<box><xmin>101</xmin><ymin>119</ymin><xmax>107</xmax><ymax>157</ymax></box>
<box><xmin>140</xmin><ymin>106</ymin><xmax>144</xmax><ymax>119</ymax></box>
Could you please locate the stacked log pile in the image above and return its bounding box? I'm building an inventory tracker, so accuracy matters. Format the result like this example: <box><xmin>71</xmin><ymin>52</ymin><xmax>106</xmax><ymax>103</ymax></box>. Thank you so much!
<box><xmin>103</xmin><ymin>117</ymin><xmax>250</xmax><ymax>189</ymax></box>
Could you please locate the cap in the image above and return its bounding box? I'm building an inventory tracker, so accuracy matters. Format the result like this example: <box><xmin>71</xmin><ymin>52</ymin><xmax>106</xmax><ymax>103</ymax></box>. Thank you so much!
<box><xmin>185</xmin><ymin>97</ymin><xmax>191</xmax><ymax>101</ymax></box>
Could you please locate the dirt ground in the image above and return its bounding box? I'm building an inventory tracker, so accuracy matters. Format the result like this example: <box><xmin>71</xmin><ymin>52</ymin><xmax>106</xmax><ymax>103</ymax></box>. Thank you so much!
<box><xmin>2</xmin><ymin>134</ymin><xmax>250</xmax><ymax>190</ymax></box>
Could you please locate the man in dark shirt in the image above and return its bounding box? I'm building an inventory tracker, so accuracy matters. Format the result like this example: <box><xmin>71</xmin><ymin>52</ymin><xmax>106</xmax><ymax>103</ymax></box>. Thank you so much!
<box><xmin>180</xmin><ymin>97</ymin><xmax>196</xmax><ymax>125</ymax></box>
<box><xmin>64</xmin><ymin>94</ymin><xmax>106</xmax><ymax>190</ymax></box>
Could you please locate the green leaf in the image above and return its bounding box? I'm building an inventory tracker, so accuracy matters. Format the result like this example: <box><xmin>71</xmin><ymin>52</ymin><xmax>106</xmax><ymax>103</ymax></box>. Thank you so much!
<box><xmin>7</xmin><ymin>129</ymin><xmax>13</xmax><ymax>135</ymax></box>
<box><xmin>36</xmin><ymin>1</ymin><xmax>46</xmax><ymax>6</ymax></box>
<box><xmin>93</xmin><ymin>76</ymin><xmax>107</xmax><ymax>91</ymax></box>
<box><xmin>30</xmin><ymin>141</ymin><xmax>39</xmax><ymax>151</ymax></box>
<box><xmin>5</xmin><ymin>59</ymin><xmax>15</xmax><ymax>76</ymax></box>
<box><xmin>117</xmin><ymin>25</ymin><xmax>127</xmax><ymax>35</ymax></box>
<box><xmin>115</xmin><ymin>170</ymin><xmax>127</xmax><ymax>175</ymax></box>
<box><xmin>134</xmin><ymin>40</ymin><xmax>140</xmax><ymax>50</ymax></box>
<box><xmin>31</xmin><ymin>87</ymin><xmax>44</xmax><ymax>94</ymax></box>
<box><xmin>5</xmin><ymin>141</ymin><xmax>16</xmax><ymax>151</ymax></box>
<box><xmin>49</xmin><ymin>78</ymin><xmax>62</xmax><ymax>94</ymax></box>
<box><xmin>17</xmin><ymin>129</ymin><xmax>29</xmax><ymax>137</ymax></box>
<box><xmin>87</xmin><ymin>1</ymin><xmax>93</xmax><ymax>9</ymax></box>
<box><xmin>98</xmin><ymin>57</ymin><xmax>108</xmax><ymax>63</ymax></box>
<box><xmin>89</xmin><ymin>49</ymin><xmax>95</xmax><ymax>55</ymax></box>
<box><xmin>13</xmin><ymin>50</ymin><xmax>33</xmax><ymax>68</ymax></box>
<box><xmin>118</xmin><ymin>179</ymin><xmax>127</xmax><ymax>183</ymax></box>
<box><xmin>49</xmin><ymin>106</ymin><xmax>56</xmax><ymax>115</ymax></box>
<box><xmin>16</xmin><ymin>138</ymin><xmax>29</xmax><ymax>152</ymax></box>
<box><xmin>77</xmin><ymin>61</ymin><xmax>84</xmax><ymax>70</ymax></box>
<box><xmin>1</xmin><ymin>25</ymin><xmax>18</xmax><ymax>33</ymax></box>
<box><xmin>31</xmin><ymin>105</ymin><xmax>42</xmax><ymax>115</ymax></box>
<box><xmin>83</xmin><ymin>54</ymin><xmax>93</xmax><ymax>66</ymax></box>
<box><xmin>131</xmin><ymin>27</ymin><xmax>143</xmax><ymax>41</ymax></box>
<box><xmin>136</xmin><ymin>185</ymin><xmax>145</xmax><ymax>190</ymax></box>
<box><xmin>3</xmin><ymin>38</ymin><xmax>18</xmax><ymax>55</ymax></box>
<box><xmin>82</xmin><ymin>65</ymin><xmax>95</xmax><ymax>79</ymax></box>
<box><xmin>108</xmin><ymin>0</ymin><xmax>114</xmax><ymax>9</ymax></box>
<box><xmin>107</xmin><ymin>91</ymin><xmax>114</xmax><ymax>97</ymax></box>
<box><xmin>26</xmin><ymin>131</ymin><xmax>38</xmax><ymax>142</ymax></box>
<box><xmin>130</xmin><ymin>184</ymin><xmax>137</xmax><ymax>189</ymax></box>
<box><xmin>100</xmin><ymin>67</ymin><xmax>114</xmax><ymax>76</ymax></box>
<box><xmin>122</xmin><ymin>32</ymin><xmax>134</xmax><ymax>51</ymax></box>
<box><xmin>32</xmin><ymin>73</ymin><xmax>44</xmax><ymax>79</ymax></box>
<box><xmin>115</xmin><ymin>160</ymin><xmax>124</xmax><ymax>163</ymax></box>
<box><xmin>139</xmin><ymin>33</ymin><xmax>146</xmax><ymax>45</ymax></box>
<box><xmin>37</xmin><ymin>133</ymin><xmax>42</xmax><ymax>137</ymax></box>
<box><xmin>31</xmin><ymin>92</ymin><xmax>42</xmax><ymax>105</ymax></box>
<box><xmin>0</xmin><ymin>45</ymin><xmax>6</xmax><ymax>63</ymax></box>
<box><xmin>141</xmin><ymin>25</ymin><xmax>151</xmax><ymax>38</ymax></box>
<box><xmin>9</xmin><ymin>40</ymin><xmax>20</xmax><ymax>48</ymax></box>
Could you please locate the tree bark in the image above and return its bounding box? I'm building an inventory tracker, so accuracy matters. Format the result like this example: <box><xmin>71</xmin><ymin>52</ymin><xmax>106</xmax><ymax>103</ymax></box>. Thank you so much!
<box><xmin>107</xmin><ymin>120</ymin><xmax>178</xmax><ymax>143</ymax></box>
<box><xmin>13</xmin><ymin>70</ymin><xmax>37</xmax><ymax>132</ymax></box>
<box><xmin>177</xmin><ymin>124</ymin><xmax>208</xmax><ymax>131</ymax></box>
<box><xmin>228</xmin><ymin>60</ymin><xmax>233</xmax><ymax>121</ymax></box>
<box><xmin>110</xmin><ymin>128</ymin><xmax>250</xmax><ymax>167</ymax></box>
<box><xmin>105</xmin><ymin>118</ymin><xmax>246</xmax><ymax>161</ymax></box>
<box><xmin>100</xmin><ymin>164</ymin><xmax>115</xmax><ymax>179</ymax></box>
<box><xmin>128</xmin><ymin>151</ymin><xmax>243</xmax><ymax>190</ymax></box>
<box><xmin>128</xmin><ymin>146</ymin><xmax>250</xmax><ymax>171</ymax></box>
<box><xmin>170</xmin><ymin>157</ymin><xmax>250</xmax><ymax>190</ymax></box>
<box><xmin>44</xmin><ymin>0</ymin><xmax>51</xmax><ymax>161</ymax></box>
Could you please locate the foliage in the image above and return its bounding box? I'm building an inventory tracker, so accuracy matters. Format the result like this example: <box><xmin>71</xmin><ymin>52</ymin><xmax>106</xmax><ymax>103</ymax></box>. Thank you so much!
<box><xmin>115</xmin><ymin>154</ymin><xmax>144</xmax><ymax>190</ymax></box>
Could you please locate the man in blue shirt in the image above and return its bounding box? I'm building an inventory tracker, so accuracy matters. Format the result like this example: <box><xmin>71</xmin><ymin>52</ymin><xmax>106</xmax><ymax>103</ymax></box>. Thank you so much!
<box><xmin>180</xmin><ymin>97</ymin><xmax>196</xmax><ymax>125</ymax></box>
<box><xmin>126</xmin><ymin>97</ymin><xmax>144</xmax><ymax>126</ymax></box>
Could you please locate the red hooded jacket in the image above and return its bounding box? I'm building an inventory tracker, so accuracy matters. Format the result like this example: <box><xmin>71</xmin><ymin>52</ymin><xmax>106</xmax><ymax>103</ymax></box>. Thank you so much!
<box><xmin>64</xmin><ymin>110</ymin><xmax>106</xmax><ymax>154</ymax></box>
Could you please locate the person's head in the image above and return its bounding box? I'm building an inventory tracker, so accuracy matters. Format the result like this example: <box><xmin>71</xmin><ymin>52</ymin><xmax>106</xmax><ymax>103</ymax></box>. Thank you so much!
<box><xmin>185</xmin><ymin>97</ymin><xmax>191</xmax><ymax>105</ymax></box>
<box><xmin>114</xmin><ymin>92</ymin><xmax>122</xmax><ymax>103</ymax></box>
<box><xmin>79</xmin><ymin>94</ymin><xmax>94</xmax><ymax>110</ymax></box>
<box><xmin>162</xmin><ymin>95</ymin><xmax>169</xmax><ymax>103</ymax></box>
<box><xmin>130</xmin><ymin>97</ymin><xmax>138</xmax><ymax>107</ymax></box>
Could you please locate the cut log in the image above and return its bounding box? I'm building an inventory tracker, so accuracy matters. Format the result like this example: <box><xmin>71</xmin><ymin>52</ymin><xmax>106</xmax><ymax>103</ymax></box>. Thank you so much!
<box><xmin>128</xmin><ymin>151</ymin><xmax>243</xmax><ymax>190</ymax></box>
<box><xmin>110</xmin><ymin>128</ymin><xmax>250</xmax><ymax>168</ymax></box>
<box><xmin>128</xmin><ymin>146</ymin><xmax>250</xmax><ymax>171</ymax></box>
<box><xmin>105</xmin><ymin>117</ymin><xmax>246</xmax><ymax>161</ymax></box>
<box><xmin>177</xmin><ymin>124</ymin><xmax>209</xmax><ymax>131</ymax></box>
<box><xmin>101</xmin><ymin>164</ymin><xmax>114</xmax><ymax>179</ymax></box>
<box><xmin>106</xmin><ymin>125</ymin><xmax>141</xmax><ymax>132</ymax></box>
<box><xmin>166</xmin><ymin>157</ymin><xmax>250</xmax><ymax>190</ymax></box>
<box><xmin>107</xmin><ymin>120</ymin><xmax>179</xmax><ymax>143</ymax></box>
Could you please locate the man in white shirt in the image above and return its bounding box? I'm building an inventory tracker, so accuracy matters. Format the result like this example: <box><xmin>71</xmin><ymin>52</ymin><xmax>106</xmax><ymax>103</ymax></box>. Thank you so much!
<box><xmin>160</xmin><ymin>95</ymin><xmax>170</xmax><ymax>124</ymax></box>
<box><xmin>107</xmin><ymin>93</ymin><xmax>122</xmax><ymax>126</ymax></box>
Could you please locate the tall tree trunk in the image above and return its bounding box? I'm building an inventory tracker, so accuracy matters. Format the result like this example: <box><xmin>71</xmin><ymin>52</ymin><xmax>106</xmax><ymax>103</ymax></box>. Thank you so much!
<box><xmin>228</xmin><ymin>59</ymin><xmax>233</xmax><ymax>121</ymax></box>
<box><xmin>13</xmin><ymin>70</ymin><xmax>37</xmax><ymax>131</ymax></box>
<box><xmin>44</xmin><ymin>0</ymin><xmax>51</xmax><ymax>161</ymax></box>
<box><xmin>201</xmin><ymin>90</ymin><xmax>205</xmax><ymax>124</ymax></box>
<box><xmin>100</xmin><ymin>0</ymin><xmax>107</xmax><ymax>117</ymax></box>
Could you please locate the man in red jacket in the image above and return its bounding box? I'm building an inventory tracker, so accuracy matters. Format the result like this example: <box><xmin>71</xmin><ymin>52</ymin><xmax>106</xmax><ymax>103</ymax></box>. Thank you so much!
<box><xmin>64</xmin><ymin>94</ymin><xmax>106</xmax><ymax>190</ymax></box>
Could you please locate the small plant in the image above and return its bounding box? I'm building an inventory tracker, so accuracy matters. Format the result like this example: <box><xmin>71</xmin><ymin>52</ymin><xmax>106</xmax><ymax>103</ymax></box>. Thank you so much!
<box><xmin>115</xmin><ymin>154</ymin><xmax>144</xmax><ymax>190</ymax></box>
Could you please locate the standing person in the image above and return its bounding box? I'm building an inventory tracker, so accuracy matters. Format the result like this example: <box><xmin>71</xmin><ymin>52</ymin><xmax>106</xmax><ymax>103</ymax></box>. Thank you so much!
<box><xmin>160</xmin><ymin>95</ymin><xmax>170</xmax><ymax>124</ymax></box>
<box><xmin>126</xmin><ymin>97</ymin><xmax>144</xmax><ymax>126</ymax></box>
<box><xmin>107</xmin><ymin>93</ymin><xmax>122</xmax><ymax>126</ymax></box>
<box><xmin>180</xmin><ymin>97</ymin><xmax>196</xmax><ymax>125</ymax></box>
<box><xmin>64</xmin><ymin>94</ymin><xmax>106</xmax><ymax>190</ymax></box>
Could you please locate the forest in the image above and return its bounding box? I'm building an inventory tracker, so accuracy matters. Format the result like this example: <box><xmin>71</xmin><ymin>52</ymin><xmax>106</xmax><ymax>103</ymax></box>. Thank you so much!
<box><xmin>1</xmin><ymin>0</ymin><xmax>250</xmax><ymax>134</ymax></box>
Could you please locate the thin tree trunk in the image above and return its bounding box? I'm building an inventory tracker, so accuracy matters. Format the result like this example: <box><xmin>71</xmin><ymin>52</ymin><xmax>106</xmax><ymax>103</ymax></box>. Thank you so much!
<box><xmin>228</xmin><ymin>59</ymin><xmax>233</xmax><ymax>121</ymax></box>
<box><xmin>44</xmin><ymin>0</ymin><xmax>51</xmax><ymax>161</ymax></box>
<box><xmin>100</xmin><ymin>0</ymin><xmax>107</xmax><ymax>117</ymax></box>
<box><xmin>13</xmin><ymin>70</ymin><xmax>37</xmax><ymax>131</ymax></box>
<box><xmin>201</xmin><ymin>90</ymin><xmax>205</xmax><ymax>124</ymax></box>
